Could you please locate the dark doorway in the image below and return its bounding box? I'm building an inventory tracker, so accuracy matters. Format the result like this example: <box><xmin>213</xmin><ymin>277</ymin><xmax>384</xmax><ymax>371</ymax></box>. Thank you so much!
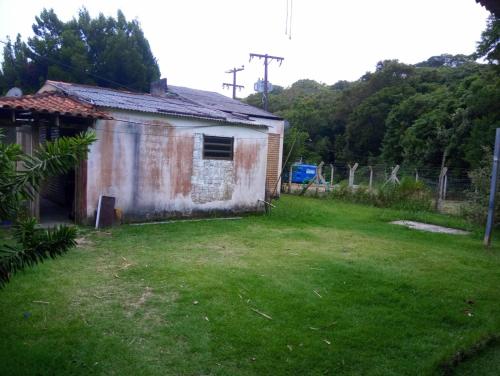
<box><xmin>39</xmin><ymin>126</ymin><xmax>79</xmax><ymax>225</ymax></box>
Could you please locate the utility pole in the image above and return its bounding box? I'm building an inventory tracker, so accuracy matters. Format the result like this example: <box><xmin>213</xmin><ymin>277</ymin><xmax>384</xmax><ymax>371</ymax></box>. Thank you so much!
<box><xmin>249</xmin><ymin>53</ymin><xmax>284</xmax><ymax>111</ymax></box>
<box><xmin>223</xmin><ymin>66</ymin><xmax>245</xmax><ymax>99</ymax></box>
<box><xmin>484</xmin><ymin>128</ymin><xmax>500</xmax><ymax>247</ymax></box>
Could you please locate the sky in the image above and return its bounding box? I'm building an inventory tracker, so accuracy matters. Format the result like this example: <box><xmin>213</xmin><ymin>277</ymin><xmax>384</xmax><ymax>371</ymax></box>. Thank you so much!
<box><xmin>0</xmin><ymin>0</ymin><xmax>491</xmax><ymax>97</ymax></box>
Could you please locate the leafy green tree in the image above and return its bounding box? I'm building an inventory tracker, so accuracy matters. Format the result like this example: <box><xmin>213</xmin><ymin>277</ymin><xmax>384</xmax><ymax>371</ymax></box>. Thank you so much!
<box><xmin>0</xmin><ymin>131</ymin><xmax>96</xmax><ymax>286</ymax></box>
<box><xmin>415</xmin><ymin>54</ymin><xmax>475</xmax><ymax>68</ymax></box>
<box><xmin>242</xmin><ymin>18</ymin><xmax>499</xmax><ymax>173</ymax></box>
<box><xmin>475</xmin><ymin>15</ymin><xmax>500</xmax><ymax>64</ymax></box>
<box><xmin>0</xmin><ymin>8</ymin><xmax>160</xmax><ymax>94</ymax></box>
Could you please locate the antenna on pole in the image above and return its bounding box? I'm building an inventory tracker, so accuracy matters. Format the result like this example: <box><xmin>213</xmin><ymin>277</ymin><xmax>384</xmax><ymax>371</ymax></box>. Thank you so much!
<box><xmin>222</xmin><ymin>65</ymin><xmax>245</xmax><ymax>99</ymax></box>
<box><xmin>249</xmin><ymin>53</ymin><xmax>284</xmax><ymax>111</ymax></box>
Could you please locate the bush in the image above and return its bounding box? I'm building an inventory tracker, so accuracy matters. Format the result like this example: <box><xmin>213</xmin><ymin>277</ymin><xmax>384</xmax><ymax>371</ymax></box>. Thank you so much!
<box><xmin>329</xmin><ymin>177</ymin><xmax>433</xmax><ymax>211</ymax></box>
<box><xmin>461</xmin><ymin>150</ymin><xmax>496</xmax><ymax>224</ymax></box>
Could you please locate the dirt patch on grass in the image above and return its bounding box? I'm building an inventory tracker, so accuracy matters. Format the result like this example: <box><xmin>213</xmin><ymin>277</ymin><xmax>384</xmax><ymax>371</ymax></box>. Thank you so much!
<box><xmin>128</xmin><ymin>287</ymin><xmax>153</xmax><ymax>312</ymax></box>
<box><xmin>75</xmin><ymin>236</ymin><xmax>94</xmax><ymax>248</ymax></box>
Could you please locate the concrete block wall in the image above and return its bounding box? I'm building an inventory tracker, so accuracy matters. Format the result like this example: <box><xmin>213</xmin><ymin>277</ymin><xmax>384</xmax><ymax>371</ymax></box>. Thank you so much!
<box><xmin>191</xmin><ymin>134</ymin><xmax>235</xmax><ymax>204</ymax></box>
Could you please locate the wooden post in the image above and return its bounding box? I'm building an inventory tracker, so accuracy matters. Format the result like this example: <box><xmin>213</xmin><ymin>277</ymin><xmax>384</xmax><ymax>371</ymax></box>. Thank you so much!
<box><xmin>330</xmin><ymin>164</ymin><xmax>334</xmax><ymax>186</ymax></box>
<box><xmin>348</xmin><ymin>163</ymin><xmax>359</xmax><ymax>187</ymax></box>
<box><xmin>288</xmin><ymin>165</ymin><xmax>292</xmax><ymax>193</ymax></box>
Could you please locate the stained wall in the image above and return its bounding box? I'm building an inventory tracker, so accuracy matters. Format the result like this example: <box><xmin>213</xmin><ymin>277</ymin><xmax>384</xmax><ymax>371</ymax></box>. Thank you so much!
<box><xmin>85</xmin><ymin>110</ymin><xmax>269</xmax><ymax>222</ymax></box>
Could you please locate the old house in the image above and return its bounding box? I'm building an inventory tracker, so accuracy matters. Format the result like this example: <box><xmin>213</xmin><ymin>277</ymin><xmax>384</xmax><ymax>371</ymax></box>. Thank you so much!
<box><xmin>0</xmin><ymin>79</ymin><xmax>285</xmax><ymax>224</ymax></box>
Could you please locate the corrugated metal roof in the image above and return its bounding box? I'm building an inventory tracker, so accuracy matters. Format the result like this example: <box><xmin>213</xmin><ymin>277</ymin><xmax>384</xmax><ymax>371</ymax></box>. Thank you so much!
<box><xmin>0</xmin><ymin>92</ymin><xmax>110</xmax><ymax>119</ymax></box>
<box><xmin>168</xmin><ymin>85</ymin><xmax>283</xmax><ymax>120</ymax></box>
<box><xmin>44</xmin><ymin>81</ymin><xmax>274</xmax><ymax>128</ymax></box>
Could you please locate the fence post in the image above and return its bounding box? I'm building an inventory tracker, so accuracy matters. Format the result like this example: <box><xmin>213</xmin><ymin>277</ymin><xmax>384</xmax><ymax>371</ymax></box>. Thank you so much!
<box><xmin>299</xmin><ymin>161</ymin><xmax>324</xmax><ymax>196</ymax></box>
<box><xmin>316</xmin><ymin>163</ymin><xmax>322</xmax><ymax>194</ymax></box>
<box><xmin>436</xmin><ymin>166</ymin><xmax>448</xmax><ymax>210</ymax></box>
<box><xmin>484</xmin><ymin>128</ymin><xmax>500</xmax><ymax>246</ymax></box>
<box><xmin>330</xmin><ymin>164</ymin><xmax>334</xmax><ymax>186</ymax></box>
<box><xmin>288</xmin><ymin>165</ymin><xmax>293</xmax><ymax>193</ymax></box>
<box><xmin>443</xmin><ymin>171</ymin><xmax>448</xmax><ymax>201</ymax></box>
<box><xmin>384</xmin><ymin>165</ymin><xmax>400</xmax><ymax>186</ymax></box>
<box><xmin>348</xmin><ymin>163</ymin><xmax>359</xmax><ymax>187</ymax></box>
<box><xmin>317</xmin><ymin>162</ymin><xmax>326</xmax><ymax>184</ymax></box>
<box><xmin>369</xmin><ymin>166</ymin><xmax>373</xmax><ymax>191</ymax></box>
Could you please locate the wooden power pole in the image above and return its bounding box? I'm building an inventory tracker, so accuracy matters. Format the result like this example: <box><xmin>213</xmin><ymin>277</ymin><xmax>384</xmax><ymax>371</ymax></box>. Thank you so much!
<box><xmin>249</xmin><ymin>53</ymin><xmax>284</xmax><ymax>111</ymax></box>
<box><xmin>223</xmin><ymin>66</ymin><xmax>245</xmax><ymax>99</ymax></box>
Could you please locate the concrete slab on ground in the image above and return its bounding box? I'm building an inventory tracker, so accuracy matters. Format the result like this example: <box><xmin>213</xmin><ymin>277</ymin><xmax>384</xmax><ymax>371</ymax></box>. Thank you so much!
<box><xmin>391</xmin><ymin>220</ymin><xmax>470</xmax><ymax>235</ymax></box>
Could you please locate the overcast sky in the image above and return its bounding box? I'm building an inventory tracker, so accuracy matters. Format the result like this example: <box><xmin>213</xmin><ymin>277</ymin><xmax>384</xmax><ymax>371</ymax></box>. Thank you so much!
<box><xmin>0</xmin><ymin>0</ymin><xmax>491</xmax><ymax>97</ymax></box>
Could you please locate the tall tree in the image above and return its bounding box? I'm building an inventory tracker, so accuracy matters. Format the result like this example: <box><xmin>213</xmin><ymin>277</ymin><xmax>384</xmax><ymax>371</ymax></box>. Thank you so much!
<box><xmin>0</xmin><ymin>8</ymin><xmax>160</xmax><ymax>94</ymax></box>
<box><xmin>475</xmin><ymin>15</ymin><xmax>500</xmax><ymax>65</ymax></box>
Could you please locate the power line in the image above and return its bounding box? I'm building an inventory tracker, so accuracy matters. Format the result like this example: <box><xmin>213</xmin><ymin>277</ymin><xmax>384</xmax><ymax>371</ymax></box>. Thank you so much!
<box><xmin>222</xmin><ymin>65</ymin><xmax>245</xmax><ymax>99</ymax></box>
<box><xmin>249</xmin><ymin>53</ymin><xmax>284</xmax><ymax>111</ymax></box>
<box><xmin>285</xmin><ymin>0</ymin><xmax>293</xmax><ymax>40</ymax></box>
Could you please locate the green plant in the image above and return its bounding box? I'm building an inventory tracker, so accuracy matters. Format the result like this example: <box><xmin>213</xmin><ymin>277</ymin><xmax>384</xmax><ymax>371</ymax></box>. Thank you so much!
<box><xmin>378</xmin><ymin>177</ymin><xmax>433</xmax><ymax>211</ymax></box>
<box><xmin>0</xmin><ymin>130</ymin><xmax>96</xmax><ymax>286</ymax></box>
<box><xmin>329</xmin><ymin>177</ymin><xmax>432</xmax><ymax>211</ymax></box>
<box><xmin>461</xmin><ymin>148</ymin><xmax>497</xmax><ymax>224</ymax></box>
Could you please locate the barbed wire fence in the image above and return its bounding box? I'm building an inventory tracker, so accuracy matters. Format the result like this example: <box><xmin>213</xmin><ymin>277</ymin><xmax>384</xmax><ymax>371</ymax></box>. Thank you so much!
<box><xmin>284</xmin><ymin>161</ymin><xmax>475</xmax><ymax>214</ymax></box>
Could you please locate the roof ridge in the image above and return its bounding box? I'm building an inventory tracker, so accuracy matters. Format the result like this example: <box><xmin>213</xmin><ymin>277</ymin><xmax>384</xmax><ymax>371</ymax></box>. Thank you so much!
<box><xmin>46</xmin><ymin>80</ymin><xmax>148</xmax><ymax>96</ymax></box>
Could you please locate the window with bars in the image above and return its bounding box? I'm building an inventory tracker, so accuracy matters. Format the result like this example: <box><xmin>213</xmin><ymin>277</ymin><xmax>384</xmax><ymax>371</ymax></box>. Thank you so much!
<box><xmin>203</xmin><ymin>135</ymin><xmax>234</xmax><ymax>160</ymax></box>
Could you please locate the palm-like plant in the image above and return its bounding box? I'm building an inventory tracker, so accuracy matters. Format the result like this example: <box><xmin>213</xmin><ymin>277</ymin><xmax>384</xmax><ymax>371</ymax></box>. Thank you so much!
<box><xmin>0</xmin><ymin>130</ymin><xmax>96</xmax><ymax>287</ymax></box>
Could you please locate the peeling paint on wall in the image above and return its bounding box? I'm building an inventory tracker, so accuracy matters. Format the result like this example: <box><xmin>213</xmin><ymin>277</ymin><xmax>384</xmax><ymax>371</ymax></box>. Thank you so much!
<box><xmin>86</xmin><ymin>112</ymin><xmax>274</xmax><ymax>222</ymax></box>
<box><xmin>167</xmin><ymin>127</ymin><xmax>194</xmax><ymax>198</ymax></box>
<box><xmin>234</xmin><ymin>139</ymin><xmax>261</xmax><ymax>188</ymax></box>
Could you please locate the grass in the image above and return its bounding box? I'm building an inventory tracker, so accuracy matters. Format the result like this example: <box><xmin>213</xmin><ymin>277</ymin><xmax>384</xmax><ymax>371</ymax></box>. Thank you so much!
<box><xmin>1</xmin><ymin>195</ymin><xmax>500</xmax><ymax>375</ymax></box>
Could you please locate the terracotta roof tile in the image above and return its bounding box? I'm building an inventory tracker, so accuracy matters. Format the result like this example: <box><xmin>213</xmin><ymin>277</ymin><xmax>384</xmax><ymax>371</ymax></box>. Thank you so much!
<box><xmin>0</xmin><ymin>92</ymin><xmax>110</xmax><ymax>119</ymax></box>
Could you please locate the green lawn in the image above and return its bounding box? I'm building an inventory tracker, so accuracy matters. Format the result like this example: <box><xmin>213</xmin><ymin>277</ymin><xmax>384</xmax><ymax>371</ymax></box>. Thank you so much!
<box><xmin>1</xmin><ymin>196</ymin><xmax>500</xmax><ymax>375</ymax></box>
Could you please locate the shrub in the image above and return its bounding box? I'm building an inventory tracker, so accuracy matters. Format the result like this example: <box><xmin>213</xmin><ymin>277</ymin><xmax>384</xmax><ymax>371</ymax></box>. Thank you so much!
<box><xmin>329</xmin><ymin>177</ymin><xmax>433</xmax><ymax>211</ymax></box>
<box><xmin>461</xmin><ymin>150</ymin><xmax>496</xmax><ymax>224</ymax></box>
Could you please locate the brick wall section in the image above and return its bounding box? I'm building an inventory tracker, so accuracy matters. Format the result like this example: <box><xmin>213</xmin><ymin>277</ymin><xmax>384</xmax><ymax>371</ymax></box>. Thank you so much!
<box><xmin>266</xmin><ymin>133</ymin><xmax>281</xmax><ymax>196</ymax></box>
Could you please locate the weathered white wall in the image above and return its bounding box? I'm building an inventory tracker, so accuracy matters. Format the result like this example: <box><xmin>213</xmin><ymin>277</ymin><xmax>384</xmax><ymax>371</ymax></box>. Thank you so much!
<box><xmin>86</xmin><ymin>110</ymin><xmax>269</xmax><ymax>222</ymax></box>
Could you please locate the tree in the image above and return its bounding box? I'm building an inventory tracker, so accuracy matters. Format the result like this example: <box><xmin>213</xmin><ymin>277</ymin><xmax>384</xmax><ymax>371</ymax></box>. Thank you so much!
<box><xmin>0</xmin><ymin>8</ymin><xmax>160</xmax><ymax>94</ymax></box>
<box><xmin>475</xmin><ymin>15</ymin><xmax>500</xmax><ymax>64</ymax></box>
<box><xmin>415</xmin><ymin>54</ymin><xmax>475</xmax><ymax>68</ymax></box>
<box><xmin>0</xmin><ymin>130</ymin><xmax>96</xmax><ymax>287</ymax></box>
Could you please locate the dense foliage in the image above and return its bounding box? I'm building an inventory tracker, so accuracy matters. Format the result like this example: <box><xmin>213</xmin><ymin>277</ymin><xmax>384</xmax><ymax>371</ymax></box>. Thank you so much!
<box><xmin>0</xmin><ymin>8</ymin><xmax>160</xmax><ymax>94</ymax></box>
<box><xmin>0</xmin><ymin>131</ymin><xmax>96</xmax><ymax>286</ymax></box>
<box><xmin>329</xmin><ymin>178</ymin><xmax>433</xmax><ymax>212</ymax></box>
<box><xmin>246</xmin><ymin>17</ymin><xmax>500</xmax><ymax>174</ymax></box>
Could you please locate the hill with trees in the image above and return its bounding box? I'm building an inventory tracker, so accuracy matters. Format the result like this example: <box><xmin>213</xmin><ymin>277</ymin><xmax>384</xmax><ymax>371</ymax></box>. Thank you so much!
<box><xmin>246</xmin><ymin>15</ymin><xmax>499</xmax><ymax>174</ymax></box>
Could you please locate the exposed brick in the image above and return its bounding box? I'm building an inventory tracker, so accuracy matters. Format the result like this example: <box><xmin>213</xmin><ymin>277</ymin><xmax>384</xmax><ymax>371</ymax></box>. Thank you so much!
<box><xmin>266</xmin><ymin>133</ymin><xmax>281</xmax><ymax>196</ymax></box>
